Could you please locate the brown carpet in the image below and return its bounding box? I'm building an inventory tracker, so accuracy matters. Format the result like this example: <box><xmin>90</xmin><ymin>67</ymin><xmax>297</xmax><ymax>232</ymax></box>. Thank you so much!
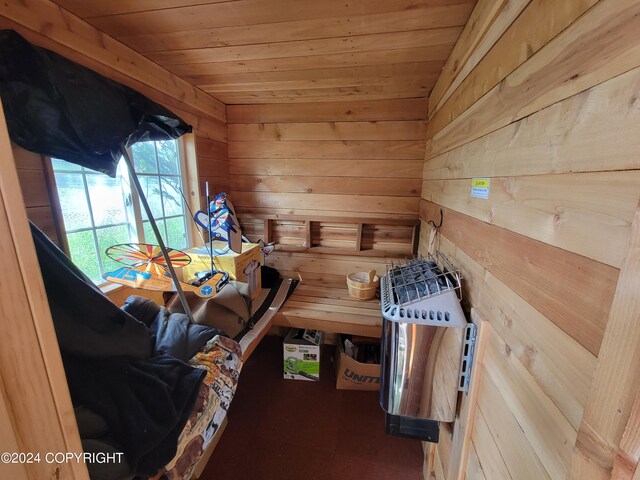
<box><xmin>200</xmin><ymin>335</ymin><xmax>424</xmax><ymax>480</ymax></box>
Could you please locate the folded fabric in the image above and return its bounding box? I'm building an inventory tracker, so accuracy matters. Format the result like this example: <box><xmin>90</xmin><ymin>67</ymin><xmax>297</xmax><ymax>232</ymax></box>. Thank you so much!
<box><xmin>122</xmin><ymin>296</ymin><xmax>227</xmax><ymax>362</ymax></box>
<box><xmin>63</xmin><ymin>353</ymin><xmax>205</xmax><ymax>477</ymax></box>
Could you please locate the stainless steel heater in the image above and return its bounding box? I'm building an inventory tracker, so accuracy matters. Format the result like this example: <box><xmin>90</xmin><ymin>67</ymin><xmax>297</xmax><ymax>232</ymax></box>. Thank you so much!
<box><xmin>380</xmin><ymin>253</ymin><xmax>469</xmax><ymax>442</ymax></box>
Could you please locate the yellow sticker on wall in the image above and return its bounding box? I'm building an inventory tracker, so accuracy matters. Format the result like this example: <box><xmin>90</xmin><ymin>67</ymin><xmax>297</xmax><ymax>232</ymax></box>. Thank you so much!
<box><xmin>471</xmin><ymin>178</ymin><xmax>490</xmax><ymax>199</ymax></box>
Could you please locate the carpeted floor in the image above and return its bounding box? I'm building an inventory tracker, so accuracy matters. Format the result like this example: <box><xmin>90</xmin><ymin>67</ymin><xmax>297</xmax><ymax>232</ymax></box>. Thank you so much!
<box><xmin>200</xmin><ymin>334</ymin><xmax>424</xmax><ymax>480</ymax></box>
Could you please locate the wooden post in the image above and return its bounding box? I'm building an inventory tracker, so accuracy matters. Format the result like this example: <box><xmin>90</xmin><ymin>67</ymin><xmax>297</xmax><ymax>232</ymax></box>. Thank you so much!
<box><xmin>305</xmin><ymin>220</ymin><xmax>312</xmax><ymax>248</ymax></box>
<box><xmin>355</xmin><ymin>223</ymin><xmax>363</xmax><ymax>251</ymax></box>
<box><xmin>411</xmin><ymin>223</ymin><xmax>420</xmax><ymax>255</ymax></box>
<box><xmin>263</xmin><ymin>218</ymin><xmax>271</xmax><ymax>244</ymax></box>
<box><xmin>612</xmin><ymin>387</ymin><xmax>640</xmax><ymax>478</ymax></box>
<box><xmin>446</xmin><ymin>309</ymin><xmax>488</xmax><ymax>480</ymax></box>
<box><xmin>0</xmin><ymin>101</ymin><xmax>88</xmax><ymax>479</ymax></box>
<box><xmin>570</xmin><ymin>201</ymin><xmax>640</xmax><ymax>479</ymax></box>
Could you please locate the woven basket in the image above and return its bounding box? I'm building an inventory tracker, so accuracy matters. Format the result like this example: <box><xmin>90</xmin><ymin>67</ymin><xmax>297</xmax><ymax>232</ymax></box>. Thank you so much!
<box><xmin>346</xmin><ymin>270</ymin><xmax>379</xmax><ymax>301</ymax></box>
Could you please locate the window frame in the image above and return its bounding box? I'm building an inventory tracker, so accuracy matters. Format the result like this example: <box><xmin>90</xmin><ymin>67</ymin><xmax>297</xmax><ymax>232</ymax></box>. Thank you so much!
<box><xmin>128</xmin><ymin>140</ymin><xmax>192</xmax><ymax>248</ymax></box>
<box><xmin>50</xmin><ymin>137</ymin><xmax>195</xmax><ymax>287</ymax></box>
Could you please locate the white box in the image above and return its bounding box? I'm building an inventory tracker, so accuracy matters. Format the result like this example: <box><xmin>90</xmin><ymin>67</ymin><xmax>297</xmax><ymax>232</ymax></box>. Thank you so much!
<box><xmin>283</xmin><ymin>329</ymin><xmax>322</xmax><ymax>381</ymax></box>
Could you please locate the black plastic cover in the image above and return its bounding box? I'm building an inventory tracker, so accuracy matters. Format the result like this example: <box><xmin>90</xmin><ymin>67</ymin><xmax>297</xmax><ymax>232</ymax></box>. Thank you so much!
<box><xmin>0</xmin><ymin>30</ymin><xmax>192</xmax><ymax>177</ymax></box>
<box><xmin>385</xmin><ymin>412</ymin><xmax>440</xmax><ymax>443</ymax></box>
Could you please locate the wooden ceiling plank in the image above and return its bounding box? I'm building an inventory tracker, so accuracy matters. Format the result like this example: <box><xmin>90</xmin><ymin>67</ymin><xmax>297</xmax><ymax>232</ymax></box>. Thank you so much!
<box><xmin>169</xmin><ymin>50</ymin><xmax>449</xmax><ymax>76</ymax></box>
<box><xmin>146</xmin><ymin>27</ymin><xmax>462</xmax><ymax>65</ymax></box>
<box><xmin>85</xmin><ymin>0</ymin><xmax>476</xmax><ymax>36</ymax></box>
<box><xmin>115</xmin><ymin>4</ymin><xmax>475</xmax><ymax>53</ymax></box>
<box><xmin>198</xmin><ymin>76</ymin><xmax>435</xmax><ymax>93</ymax></box>
<box><xmin>214</xmin><ymin>88</ymin><xmax>431</xmax><ymax>104</ymax></box>
<box><xmin>35</xmin><ymin>0</ymin><xmax>476</xmax><ymax>104</ymax></box>
<box><xmin>53</xmin><ymin>0</ymin><xmax>238</xmax><ymax>18</ymax></box>
<box><xmin>184</xmin><ymin>61</ymin><xmax>440</xmax><ymax>88</ymax></box>
<box><xmin>201</xmin><ymin>75</ymin><xmax>437</xmax><ymax>94</ymax></box>
<box><xmin>220</xmin><ymin>91</ymin><xmax>430</xmax><ymax>104</ymax></box>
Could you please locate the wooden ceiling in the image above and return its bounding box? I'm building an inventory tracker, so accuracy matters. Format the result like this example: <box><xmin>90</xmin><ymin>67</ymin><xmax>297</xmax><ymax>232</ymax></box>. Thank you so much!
<box><xmin>52</xmin><ymin>0</ymin><xmax>476</xmax><ymax>104</ymax></box>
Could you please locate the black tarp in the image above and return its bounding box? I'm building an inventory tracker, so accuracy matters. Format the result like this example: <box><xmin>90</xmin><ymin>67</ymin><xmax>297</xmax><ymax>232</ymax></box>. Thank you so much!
<box><xmin>0</xmin><ymin>27</ymin><xmax>196</xmax><ymax>319</ymax></box>
<box><xmin>0</xmin><ymin>30</ymin><xmax>191</xmax><ymax>176</ymax></box>
<box><xmin>0</xmin><ymin>29</ymin><xmax>208</xmax><ymax>478</ymax></box>
<box><xmin>31</xmin><ymin>223</ymin><xmax>207</xmax><ymax>477</ymax></box>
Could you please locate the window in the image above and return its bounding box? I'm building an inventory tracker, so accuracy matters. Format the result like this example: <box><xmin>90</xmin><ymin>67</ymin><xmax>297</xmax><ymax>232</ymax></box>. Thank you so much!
<box><xmin>52</xmin><ymin>139</ymin><xmax>190</xmax><ymax>283</ymax></box>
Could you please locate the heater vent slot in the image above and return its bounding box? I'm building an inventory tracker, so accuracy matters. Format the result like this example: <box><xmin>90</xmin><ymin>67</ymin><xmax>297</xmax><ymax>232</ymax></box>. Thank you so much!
<box><xmin>458</xmin><ymin>323</ymin><xmax>477</xmax><ymax>394</ymax></box>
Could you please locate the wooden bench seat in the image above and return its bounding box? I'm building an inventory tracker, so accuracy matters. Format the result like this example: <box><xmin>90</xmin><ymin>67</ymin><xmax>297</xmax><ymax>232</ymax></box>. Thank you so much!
<box><xmin>273</xmin><ymin>282</ymin><xmax>382</xmax><ymax>338</ymax></box>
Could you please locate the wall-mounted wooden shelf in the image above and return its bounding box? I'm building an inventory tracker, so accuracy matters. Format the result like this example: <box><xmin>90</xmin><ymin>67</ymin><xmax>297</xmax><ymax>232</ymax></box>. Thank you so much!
<box><xmin>240</xmin><ymin>213</ymin><xmax>419</xmax><ymax>258</ymax></box>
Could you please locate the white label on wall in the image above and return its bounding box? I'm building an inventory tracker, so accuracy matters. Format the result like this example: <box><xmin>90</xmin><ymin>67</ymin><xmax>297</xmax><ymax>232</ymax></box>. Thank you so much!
<box><xmin>471</xmin><ymin>178</ymin><xmax>490</xmax><ymax>199</ymax></box>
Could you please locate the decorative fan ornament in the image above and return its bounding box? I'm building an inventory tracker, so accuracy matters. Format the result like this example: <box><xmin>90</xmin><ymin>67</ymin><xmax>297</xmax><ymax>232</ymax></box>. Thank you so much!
<box><xmin>106</xmin><ymin>243</ymin><xmax>192</xmax><ymax>276</ymax></box>
<box><xmin>103</xmin><ymin>243</ymin><xmax>228</xmax><ymax>298</ymax></box>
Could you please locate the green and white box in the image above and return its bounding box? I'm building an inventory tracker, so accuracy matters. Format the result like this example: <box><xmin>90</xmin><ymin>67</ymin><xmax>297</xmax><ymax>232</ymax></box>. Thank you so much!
<box><xmin>283</xmin><ymin>328</ymin><xmax>322</xmax><ymax>381</ymax></box>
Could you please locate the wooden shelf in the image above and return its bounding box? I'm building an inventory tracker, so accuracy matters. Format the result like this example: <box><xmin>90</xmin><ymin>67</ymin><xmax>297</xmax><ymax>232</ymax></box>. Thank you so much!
<box><xmin>241</xmin><ymin>214</ymin><xmax>419</xmax><ymax>258</ymax></box>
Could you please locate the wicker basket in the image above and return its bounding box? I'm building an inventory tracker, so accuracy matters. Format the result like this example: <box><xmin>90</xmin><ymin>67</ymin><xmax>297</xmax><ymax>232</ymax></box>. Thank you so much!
<box><xmin>346</xmin><ymin>270</ymin><xmax>379</xmax><ymax>301</ymax></box>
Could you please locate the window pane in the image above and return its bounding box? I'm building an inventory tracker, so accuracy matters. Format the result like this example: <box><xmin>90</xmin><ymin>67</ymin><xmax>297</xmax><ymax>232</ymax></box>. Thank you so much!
<box><xmin>160</xmin><ymin>176</ymin><xmax>184</xmax><ymax>216</ymax></box>
<box><xmin>52</xmin><ymin>158</ymin><xmax>81</xmax><ymax>171</ymax></box>
<box><xmin>166</xmin><ymin>216</ymin><xmax>187</xmax><ymax>249</ymax></box>
<box><xmin>132</xmin><ymin>142</ymin><xmax>157</xmax><ymax>174</ymax></box>
<box><xmin>54</xmin><ymin>172</ymin><xmax>92</xmax><ymax>230</ymax></box>
<box><xmin>157</xmin><ymin>140</ymin><xmax>179</xmax><ymax>175</ymax></box>
<box><xmin>95</xmin><ymin>225</ymin><xmax>131</xmax><ymax>274</ymax></box>
<box><xmin>137</xmin><ymin>176</ymin><xmax>163</xmax><ymax>220</ymax></box>
<box><xmin>86</xmin><ymin>173</ymin><xmax>126</xmax><ymax>227</ymax></box>
<box><xmin>67</xmin><ymin>230</ymin><xmax>100</xmax><ymax>282</ymax></box>
<box><xmin>143</xmin><ymin>220</ymin><xmax>167</xmax><ymax>246</ymax></box>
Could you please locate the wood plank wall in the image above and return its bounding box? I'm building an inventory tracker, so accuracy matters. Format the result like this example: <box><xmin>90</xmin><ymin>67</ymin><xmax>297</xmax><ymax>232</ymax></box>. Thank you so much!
<box><xmin>11</xmin><ymin>144</ymin><xmax>66</xmax><ymax>247</ymax></box>
<box><xmin>226</xmin><ymin>99</ymin><xmax>427</xmax><ymax>284</ymax></box>
<box><xmin>419</xmin><ymin>0</ymin><xmax>640</xmax><ymax>479</ymax></box>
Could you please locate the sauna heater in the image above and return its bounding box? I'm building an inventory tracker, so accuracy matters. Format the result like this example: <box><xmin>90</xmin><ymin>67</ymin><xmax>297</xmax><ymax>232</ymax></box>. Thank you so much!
<box><xmin>380</xmin><ymin>253</ymin><xmax>470</xmax><ymax>442</ymax></box>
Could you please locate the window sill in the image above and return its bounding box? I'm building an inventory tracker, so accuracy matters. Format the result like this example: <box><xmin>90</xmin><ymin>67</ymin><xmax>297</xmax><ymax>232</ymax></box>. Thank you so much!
<box><xmin>99</xmin><ymin>282</ymin><xmax>122</xmax><ymax>295</ymax></box>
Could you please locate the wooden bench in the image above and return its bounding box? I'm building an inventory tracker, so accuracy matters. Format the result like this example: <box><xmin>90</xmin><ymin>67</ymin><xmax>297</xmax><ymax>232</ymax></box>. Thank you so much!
<box><xmin>273</xmin><ymin>282</ymin><xmax>382</xmax><ymax>338</ymax></box>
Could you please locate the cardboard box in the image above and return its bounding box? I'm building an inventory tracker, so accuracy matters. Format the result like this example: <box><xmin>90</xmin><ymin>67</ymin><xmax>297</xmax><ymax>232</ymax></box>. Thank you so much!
<box><xmin>335</xmin><ymin>335</ymin><xmax>381</xmax><ymax>391</ymax></box>
<box><xmin>283</xmin><ymin>329</ymin><xmax>322</xmax><ymax>381</ymax></box>
<box><xmin>183</xmin><ymin>242</ymin><xmax>262</xmax><ymax>299</ymax></box>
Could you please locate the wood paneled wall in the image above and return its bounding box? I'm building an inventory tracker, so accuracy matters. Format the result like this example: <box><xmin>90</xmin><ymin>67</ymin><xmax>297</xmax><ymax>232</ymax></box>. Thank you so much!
<box><xmin>12</xmin><ymin>144</ymin><xmax>66</xmax><ymax>247</ymax></box>
<box><xmin>420</xmin><ymin>1</ymin><xmax>640</xmax><ymax>479</ymax></box>
<box><xmin>196</xmin><ymin>135</ymin><xmax>229</xmax><ymax>209</ymax></box>
<box><xmin>227</xmin><ymin>98</ymin><xmax>426</xmax><ymax>283</ymax></box>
